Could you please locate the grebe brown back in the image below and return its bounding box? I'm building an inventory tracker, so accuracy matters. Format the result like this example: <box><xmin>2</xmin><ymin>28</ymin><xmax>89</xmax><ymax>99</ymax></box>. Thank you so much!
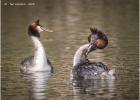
<box><xmin>20</xmin><ymin>20</ymin><xmax>53</xmax><ymax>74</ymax></box>
<box><xmin>71</xmin><ymin>28</ymin><xmax>115</xmax><ymax>80</ymax></box>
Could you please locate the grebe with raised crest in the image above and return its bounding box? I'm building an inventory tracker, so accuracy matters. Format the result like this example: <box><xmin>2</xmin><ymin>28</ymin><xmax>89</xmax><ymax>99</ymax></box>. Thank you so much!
<box><xmin>71</xmin><ymin>28</ymin><xmax>115</xmax><ymax>80</ymax></box>
<box><xmin>20</xmin><ymin>20</ymin><xmax>53</xmax><ymax>74</ymax></box>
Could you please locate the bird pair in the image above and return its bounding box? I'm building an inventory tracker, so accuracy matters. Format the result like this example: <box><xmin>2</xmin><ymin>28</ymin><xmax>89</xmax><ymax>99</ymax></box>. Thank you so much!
<box><xmin>20</xmin><ymin>20</ymin><xmax>115</xmax><ymax>80</ymax></box>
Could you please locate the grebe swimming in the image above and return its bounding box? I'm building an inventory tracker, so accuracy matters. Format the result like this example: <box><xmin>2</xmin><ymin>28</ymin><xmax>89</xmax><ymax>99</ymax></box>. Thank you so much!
<box><xmin>20</xmin><ymin>20</ymin><xmax>53</xmax><ymax>74</ymax></box>
<box><xmin>71</xmin><ymin>28</ymin><xmax>115</xmax><ymax>80</ymax></box>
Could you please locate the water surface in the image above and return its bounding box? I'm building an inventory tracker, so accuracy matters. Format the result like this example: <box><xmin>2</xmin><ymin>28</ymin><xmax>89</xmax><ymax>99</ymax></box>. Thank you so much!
<box><xmin>2</xmin><ymin>0</ymin><xmax>139</xmax><ymax>100</ymax></box>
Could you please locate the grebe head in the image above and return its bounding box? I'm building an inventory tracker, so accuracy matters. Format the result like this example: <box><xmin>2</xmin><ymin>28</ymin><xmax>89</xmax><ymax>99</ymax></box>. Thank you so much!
<box><xmin>86</xmin><ymin>28</ymin><xmax>108</xmax><ymax>55</ymax></box>
<box><xmin>28</xmin><ymin>19</ymin><xmax>53</xmax><ymax>38</ymax></box>
<box><xmin>88</xmin><ymin>28</ymin><xmax>108</xmax><ymax>49</ymax></box>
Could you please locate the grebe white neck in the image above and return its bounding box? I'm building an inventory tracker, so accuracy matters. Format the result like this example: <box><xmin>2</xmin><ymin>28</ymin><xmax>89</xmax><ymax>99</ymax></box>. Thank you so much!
<box><xmin>73</xmin><ymin>44</ymin><xmax>89</xmax><ymax>66</ymax></box>
<box><xmin>31</xmin><ymin>36</ymin><xmax>43</xmax><ymax>49</ymax></box>
<box><xmin>30</xmin><ymin>36</ymin><xmax>51</xmax><ymax>71</ymax></box>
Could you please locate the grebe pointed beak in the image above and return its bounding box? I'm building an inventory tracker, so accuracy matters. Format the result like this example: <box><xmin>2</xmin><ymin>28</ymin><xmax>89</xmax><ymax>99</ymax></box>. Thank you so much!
<box><xmin>86</xmin><ymin>33</ymin><xmax>99</xmax><ymax>55</ymax></box>
<box><xmin>36</xmin><ymin>25</ymin><xmax>53</xmax><ymax>33</ymax></box>
<box><xmin>34</xmin><ymin>19</ymin><xmax>53</xmax><ymax>32</ymax></box>
<box><xmin>86</xmin><ymin>42</ymin><xmax>97</xmax><ymax>56</ymax></box>
<box><xmin>40</xmin><ymin>27</ymin><xmax>53</xmax><ymax>32</ymax></box>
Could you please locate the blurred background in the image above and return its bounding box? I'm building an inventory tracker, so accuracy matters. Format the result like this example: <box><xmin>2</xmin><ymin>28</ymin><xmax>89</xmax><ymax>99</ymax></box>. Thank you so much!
<box><xmin>1</xmin><ymin>0</ymin><xmax>139</xmax><ymax>100</ymax></box>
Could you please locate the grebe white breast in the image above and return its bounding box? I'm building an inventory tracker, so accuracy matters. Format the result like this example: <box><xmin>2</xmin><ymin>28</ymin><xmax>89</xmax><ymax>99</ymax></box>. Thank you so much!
<box><xmin>71</xmin><ymin>28</ymin><xmax>115</xmax><ymax>80</ymax></box>
<box><xmin>20</xmin><ymin>20</ymin><xmax>53</xmax><ymax>74</ymax></box>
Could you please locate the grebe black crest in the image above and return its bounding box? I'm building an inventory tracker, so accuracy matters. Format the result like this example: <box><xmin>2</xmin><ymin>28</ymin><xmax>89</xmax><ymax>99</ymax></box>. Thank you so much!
<box><xmin>71</xmin><ymin>28</ymin><xmax>115</xmax><ymax>80</ymax></box>
<box><xmin>20</xmin><ymin>20</ymin><xmax>53</xmax><ymax>74</ymax></box>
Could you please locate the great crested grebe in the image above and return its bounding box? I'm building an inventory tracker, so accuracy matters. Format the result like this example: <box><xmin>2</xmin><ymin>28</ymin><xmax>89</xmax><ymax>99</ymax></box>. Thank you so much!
<box><xmin>71</xmin><ymin>28</ymin><xmax>115</xmax><ymax>80</ymax></box>
<box><xmin>20</xmin><ymin>20</ymin><xmax>53</xmax><ymax>74</ymax></box>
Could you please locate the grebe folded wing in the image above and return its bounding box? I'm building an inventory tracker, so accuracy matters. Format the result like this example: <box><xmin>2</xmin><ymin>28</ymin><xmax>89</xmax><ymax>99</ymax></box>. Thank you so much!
<box><xmin>20</xmin><ymin>56</ymin><xmax>34</xmax><ymax>74</ymax></box>
<box><xmin>47</xmin><ymin>59</ymin><xmax>54</xmax><ymax>73</ymax></box>
<box><xmin>72</xmin><ymin>61</ymin><xmax>109</xmax><ymax>79</ymax></box>
<box><xmin>21</xmin><ymin>55</ymin><xmax>34</xmax><ymax>66</ymax></box>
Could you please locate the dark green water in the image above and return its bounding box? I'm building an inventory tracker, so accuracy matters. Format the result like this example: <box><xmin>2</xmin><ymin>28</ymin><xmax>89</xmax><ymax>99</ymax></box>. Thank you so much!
<box><xmin>2</xmin><ymin>0</ymin><xmax>139</xmax><ymax>100</ymax></box>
